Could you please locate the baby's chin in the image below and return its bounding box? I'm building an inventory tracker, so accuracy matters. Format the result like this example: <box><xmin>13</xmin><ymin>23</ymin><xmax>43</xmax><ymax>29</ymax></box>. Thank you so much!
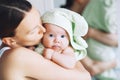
<box><xmin>52</xmin><ymin>46</ymin><xmax>62</xmax><ymax>53</ymax></box>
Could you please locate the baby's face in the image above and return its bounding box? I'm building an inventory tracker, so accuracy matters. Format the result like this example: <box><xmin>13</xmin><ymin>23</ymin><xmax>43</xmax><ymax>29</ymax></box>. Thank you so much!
<box><xmin>42</xmin><ymin>23</ymin><xmax>69</xmax><ymax>52</ymax></box>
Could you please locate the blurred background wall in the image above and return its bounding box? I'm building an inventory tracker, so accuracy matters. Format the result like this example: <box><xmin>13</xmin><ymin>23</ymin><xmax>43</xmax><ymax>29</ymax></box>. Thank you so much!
<box><xmin>29</xmin><ymin>0</ymin><xmax>54</xmax><ymax>15</ymax></box>
<box><xmin>54</xmin><ymin>0</ymin><xmax>66</xmax><ymax>8</ymax></box>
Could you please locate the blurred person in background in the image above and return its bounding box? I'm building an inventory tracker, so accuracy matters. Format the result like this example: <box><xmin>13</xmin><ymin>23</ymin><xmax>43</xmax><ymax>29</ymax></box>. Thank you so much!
<box><xmin>61</xmin><ymin>0</ymin><xmax>118</xmax><ymax>80</ymax></box>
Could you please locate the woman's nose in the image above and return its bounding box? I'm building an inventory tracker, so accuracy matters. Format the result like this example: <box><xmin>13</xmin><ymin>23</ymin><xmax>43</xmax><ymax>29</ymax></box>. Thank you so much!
<box><xmin>41</xmin><ymin>26</ymin><xmax>46</xmax><ymax>33</ymax></box>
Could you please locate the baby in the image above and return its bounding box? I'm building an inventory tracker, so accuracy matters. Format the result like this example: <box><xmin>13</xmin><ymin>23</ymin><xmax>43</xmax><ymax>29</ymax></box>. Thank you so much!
<box><xmin>35</xmin><ymin>8</ymin><xmax>88</xmax><ymax>69</ymax></box>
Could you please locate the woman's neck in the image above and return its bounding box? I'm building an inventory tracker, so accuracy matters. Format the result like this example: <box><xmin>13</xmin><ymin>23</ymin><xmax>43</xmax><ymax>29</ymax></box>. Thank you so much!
<box><xmin>70</xmin><ymin>2</ymin><xmax>82</xmax><ymax>14</ymax></box>
<box><xmin>69</xmin><ymin>1</ymin><xmax>89</xmax><ymax>15</ymax></box>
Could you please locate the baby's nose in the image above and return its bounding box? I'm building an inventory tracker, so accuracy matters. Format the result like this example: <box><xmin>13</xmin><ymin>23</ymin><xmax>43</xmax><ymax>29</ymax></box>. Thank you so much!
<box><xmin>54</xmin><ymin>37</ymin><xmax>60</xmax><ymax>43</ymax></box>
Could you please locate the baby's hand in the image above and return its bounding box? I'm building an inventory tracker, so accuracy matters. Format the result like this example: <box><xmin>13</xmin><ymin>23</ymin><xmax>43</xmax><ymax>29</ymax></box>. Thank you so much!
<box><xmin>43</xmin><ymin>48</ymin><xmax>54</xmax><ymax>60</ymax></box>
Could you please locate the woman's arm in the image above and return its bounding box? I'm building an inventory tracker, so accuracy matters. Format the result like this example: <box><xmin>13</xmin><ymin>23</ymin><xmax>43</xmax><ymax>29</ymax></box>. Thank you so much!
<box><xmin>84</xmin><ymin>27</ymin><xmax>118</xmax><ymax>47</ymax></box>
<box><xmin>1</xmin><ymin>47</ymin><xmax>91</xmax><ymax>80</ymax></box>
<box><xmin>81</xmin><ymin>56</ymin><xmax>116</xmax><ymax>76</ymax></box>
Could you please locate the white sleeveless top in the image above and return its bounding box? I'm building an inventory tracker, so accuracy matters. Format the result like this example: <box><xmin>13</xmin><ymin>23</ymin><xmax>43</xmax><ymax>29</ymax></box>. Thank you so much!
<box><xmin>0</xmin><ymin>47</ymin><xmax>10</xmax><ymax>57</ymax></box>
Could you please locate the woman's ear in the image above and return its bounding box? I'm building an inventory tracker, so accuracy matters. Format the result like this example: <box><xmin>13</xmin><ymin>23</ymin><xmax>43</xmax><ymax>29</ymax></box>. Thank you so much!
<box><xmin>2</xmin><ymin>37</ymin><xmax>16</xmax><ymax>46</ymax></box>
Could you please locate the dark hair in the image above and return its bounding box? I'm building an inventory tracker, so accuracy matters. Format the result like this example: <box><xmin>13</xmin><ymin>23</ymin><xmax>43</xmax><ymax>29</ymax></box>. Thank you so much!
<box><xmin>0</xmin><ymin>0</ymin><xmax>32</xmax><ymax>38</ymax></box>
<box><xmin>60</xmin><ymin>0</ymin><xmax>74</xmax><ymax>9</ymax></box>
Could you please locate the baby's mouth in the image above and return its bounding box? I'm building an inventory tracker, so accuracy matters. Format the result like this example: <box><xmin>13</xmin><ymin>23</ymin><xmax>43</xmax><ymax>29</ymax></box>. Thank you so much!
<box><xmin>52</xmin><ymin>45</ymin><xmax>61</xmax><ymax>51</ymax></box>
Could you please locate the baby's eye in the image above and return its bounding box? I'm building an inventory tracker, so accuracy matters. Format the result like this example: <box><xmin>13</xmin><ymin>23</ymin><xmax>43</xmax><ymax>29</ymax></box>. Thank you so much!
<box><xmin>49</xmin><ymin>34</ymin><xmax>53</xmax><ymax>37</ymax></box>
<box><xmin>61</xmin><ymin>35</ymin><xmax>65</xmax><ymax>38</ymax></box>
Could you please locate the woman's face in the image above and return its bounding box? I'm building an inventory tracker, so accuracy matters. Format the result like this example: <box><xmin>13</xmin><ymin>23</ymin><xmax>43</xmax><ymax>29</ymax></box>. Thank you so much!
<box><xmin>76</xmin><ymin>0</ymin><xmax>89</xmax><ymax>4</ymax></box>
<box><xmin>12</xmin><ymin>7</ymin><xmax>46</xmax><ymax>47</ymax></box>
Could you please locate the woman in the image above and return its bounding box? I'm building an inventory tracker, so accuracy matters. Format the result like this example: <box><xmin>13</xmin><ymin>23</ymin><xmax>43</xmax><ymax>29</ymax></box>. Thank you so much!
<box><xmin>0</xmin><ymin>0</ymin><xmax>91</xmax><ymax>80</ymax></box>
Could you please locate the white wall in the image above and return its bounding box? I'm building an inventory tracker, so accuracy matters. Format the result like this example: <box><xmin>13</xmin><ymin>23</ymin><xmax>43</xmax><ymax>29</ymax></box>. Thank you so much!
<box><xmin>54</xmin><ymin>0</ymin><xmax>66</xmax><ymax>8</ymax></box>
<box><xmin>29</xmin><ymin>0</ymin><xmax>54</xmax><ymax>15</ymax></box>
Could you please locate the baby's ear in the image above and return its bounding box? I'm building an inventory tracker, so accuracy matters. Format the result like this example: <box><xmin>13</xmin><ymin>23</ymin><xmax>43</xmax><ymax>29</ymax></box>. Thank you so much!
<box><xmin>2</xmin><ymin>37</ymin><xmax>16</xmax><ymax>46</ymax></box>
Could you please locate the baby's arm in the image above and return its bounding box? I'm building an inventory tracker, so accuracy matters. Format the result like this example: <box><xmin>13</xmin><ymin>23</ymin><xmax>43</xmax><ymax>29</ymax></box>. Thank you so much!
<box><xmin>52</xmin><ymin>46</ymin><xmax>76</xmax><ymax>69</ymax></box>
<box><xmin>43</xmin><ymin>47</ymin><xmax>76</xmax><ymax>69</ymax></box>
<box><xmin>42</xmin><ymin>48</ymin><xmax>54</xmax><ymax>60</ymax></box>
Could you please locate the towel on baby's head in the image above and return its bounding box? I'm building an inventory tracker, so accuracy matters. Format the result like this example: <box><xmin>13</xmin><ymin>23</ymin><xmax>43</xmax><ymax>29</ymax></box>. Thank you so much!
<box><xmin>41</xmin><ymin>8</ymin><xmax>88</xmax><ymax>60</ymax></box>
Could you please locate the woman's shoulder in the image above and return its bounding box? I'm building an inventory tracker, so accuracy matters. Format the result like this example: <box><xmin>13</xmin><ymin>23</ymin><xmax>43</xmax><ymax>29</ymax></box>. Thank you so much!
<box><xmin>5</xmin><ymin>47</ymin><xmax>37</xmax><ymax>57</ymax></box>
<box><xmin>1</xmin><ymin>47</ymin><xmax>44</xmax><ymax>65</ymax></box>
<box><xmin>0</xmin><ymin>47</ymin><xmax>45</xmax><ymax>79</ymax></box>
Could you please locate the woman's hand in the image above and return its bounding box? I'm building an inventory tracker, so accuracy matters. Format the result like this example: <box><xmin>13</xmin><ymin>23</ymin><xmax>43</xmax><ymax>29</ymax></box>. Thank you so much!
<box><xmin>81</xmin><ymin>56</ymin><xmax>117</xmax><ymax>76</ymax></box>
<box><xmin>83</xmin><ymin>27</ymin><xmax>95</xmax><ymax>39</ymax></box>
<box><xmin>83</xmin><ymin>27</ymin><xmax>118</xmax><ymax>46</ymax></box>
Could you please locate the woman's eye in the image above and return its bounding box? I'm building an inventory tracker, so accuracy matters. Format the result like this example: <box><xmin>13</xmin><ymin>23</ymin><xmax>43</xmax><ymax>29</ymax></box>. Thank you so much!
<box><xmin>49</xmin><ymin>34</ymin><xmax>53</xmax><ymax>37</ymax></box>
<box><xmin>61</xmin><ymin>35</ymin><xmax>65</xmax><ymax>38</ymax></box>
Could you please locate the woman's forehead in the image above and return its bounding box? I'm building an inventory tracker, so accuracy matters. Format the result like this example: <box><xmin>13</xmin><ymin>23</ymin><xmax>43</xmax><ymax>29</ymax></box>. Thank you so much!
<box><xmin>15</xmin><ymin>7</ymin><xmax>41</xmax><ymax>33</ymax></box>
